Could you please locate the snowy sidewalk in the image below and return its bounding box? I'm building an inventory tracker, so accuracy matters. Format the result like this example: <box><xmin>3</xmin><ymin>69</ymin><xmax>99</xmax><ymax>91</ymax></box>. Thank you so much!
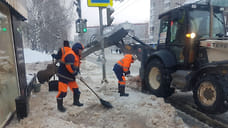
<box><xmin>6</xmin><ymin>59</ymin><xmax>188</xmax><ymax>128</ymax></box>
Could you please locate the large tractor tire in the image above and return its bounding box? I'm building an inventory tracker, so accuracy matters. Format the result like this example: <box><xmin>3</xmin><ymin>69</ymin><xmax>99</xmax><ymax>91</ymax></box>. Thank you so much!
<box><xmin>193</xmin><ymin>75</ymin><xmax>227</xmax><ymax>114</ymax></box>
<box><xmin>144</xmin><ymin>58</ymin><xmax>174</xmax><ymax>98</ymax></box>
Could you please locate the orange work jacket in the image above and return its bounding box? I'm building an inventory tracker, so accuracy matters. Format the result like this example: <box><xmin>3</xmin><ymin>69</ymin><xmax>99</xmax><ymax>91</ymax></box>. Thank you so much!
<box><xmin>60</xmin><ymin>49</ymin><xmax>80</xmax><ymax>75</ymax></box>
<box><xmin>117</xmin><ymin>54</ymin><xmax>134</xmax><ymax>72</ymax></box>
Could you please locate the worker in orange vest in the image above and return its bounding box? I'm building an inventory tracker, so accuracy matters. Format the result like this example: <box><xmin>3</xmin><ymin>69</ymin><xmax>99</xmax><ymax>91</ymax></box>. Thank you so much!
<box><xmin>56</xmin><ymin>42</ymin><xmax>84</xmax><ymax>112</ymax></box>
<box><xmin>52</xmin><ymin>40</ymin><xmax>71</xmax><ymax>61</ymax></box>
<box><xmin>113</xmin><ymin>54</ymin><xmax>137</xmax><ymax>96</ymax></box>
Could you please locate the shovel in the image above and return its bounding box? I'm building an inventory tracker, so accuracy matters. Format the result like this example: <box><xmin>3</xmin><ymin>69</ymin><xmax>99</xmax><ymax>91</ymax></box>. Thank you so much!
<box><xmin>79</xmin><ymin>77</ymin><xmax>113</xmax><ymax>109</ymax></box>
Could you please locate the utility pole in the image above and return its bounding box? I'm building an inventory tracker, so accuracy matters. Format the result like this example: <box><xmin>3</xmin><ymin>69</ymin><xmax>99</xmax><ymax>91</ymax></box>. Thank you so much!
<box><xmin>87</xmin><ymin>0</ymin><xmax>113</xmax><ymax>83</ymax></box>
<box><xmin>99</xmin><ymin>7</ymin><xmax>108</xmax><ymax>83</ymax></box>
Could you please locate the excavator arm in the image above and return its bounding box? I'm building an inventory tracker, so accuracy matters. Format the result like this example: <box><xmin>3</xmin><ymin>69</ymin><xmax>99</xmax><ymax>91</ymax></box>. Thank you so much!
<box><xmin>81</xmin><ymin>28</ymin><xmax>128</xmax><ymax>58</ymax></box>
<box><xmin>37</xmin><ymin>27</ymin><xmax>152</xmax><ymax>83</ymax></box>
<box><xmin>81</xmin><ymin>27</ymin><xmax>153</xmax><ymax>61</ymax></box>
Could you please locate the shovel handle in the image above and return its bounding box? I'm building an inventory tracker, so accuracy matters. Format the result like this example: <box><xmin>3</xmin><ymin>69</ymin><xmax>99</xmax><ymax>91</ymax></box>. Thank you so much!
<box><xmin>79</xmin><ymin>77</ymin><xmax>101</xmax><ymax>99</ymax></box>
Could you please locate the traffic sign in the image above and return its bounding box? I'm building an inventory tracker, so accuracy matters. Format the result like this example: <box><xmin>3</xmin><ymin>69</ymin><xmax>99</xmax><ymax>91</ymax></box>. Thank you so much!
<box><xmin>87</xmin><ymin>0</ymin><xmax>113</xmax><ymax>7</ymax></box>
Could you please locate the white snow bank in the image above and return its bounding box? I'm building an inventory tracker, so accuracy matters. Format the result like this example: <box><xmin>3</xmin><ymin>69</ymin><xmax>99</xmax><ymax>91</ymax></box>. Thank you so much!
<box><xmin>184</xmin><ymin>0</ymin><xmax>200</xmax><ymax>4</ymax></box>
<box><xmin>24</xmin><ymin>48</ymin><xmax>52</xmax><ymax>63</ymax></box>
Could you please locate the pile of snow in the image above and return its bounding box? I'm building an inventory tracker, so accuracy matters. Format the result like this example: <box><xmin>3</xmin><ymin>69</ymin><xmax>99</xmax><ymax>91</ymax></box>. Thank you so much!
<box><xmin>184</xmin><ymin>0</ymin><xmax>200</xmax><ymax>4</ymax></box>
<box><xmin>24</xmin><ymin>48</ymin><xmax>52</xmax><ymax>63</ymax></box>
<box><xmin>23</xmin><ymin>48</ymin><xmax>53</xmax><ymax>84</ymax></box>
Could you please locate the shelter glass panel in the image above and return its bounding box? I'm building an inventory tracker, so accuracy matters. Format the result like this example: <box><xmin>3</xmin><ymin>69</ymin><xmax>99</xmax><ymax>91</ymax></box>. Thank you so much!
<box><xmin>0</xmin><ymin>2</ymin><xmax>19</xmax><ymax>126</ymax></box>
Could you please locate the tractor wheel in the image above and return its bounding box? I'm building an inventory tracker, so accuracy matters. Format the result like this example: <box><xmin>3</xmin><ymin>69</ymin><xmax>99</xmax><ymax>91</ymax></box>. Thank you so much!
<box><xmin>144</xmin><ymin>59</ymin><xmax>174</xmax><ymax>98</ymax></box>
<box><xmin>193</xmin><ymin>75</ymin><xmax>227</xmax><ymax>114</ymax></box>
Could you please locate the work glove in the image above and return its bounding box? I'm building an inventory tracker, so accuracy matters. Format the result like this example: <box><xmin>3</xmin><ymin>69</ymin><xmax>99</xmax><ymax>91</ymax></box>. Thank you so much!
<box><xmin>126</xmin><ymin>74</ymin><xmax>133</xmax><ymax>77</ymax></box>
<box><xmin>75</xmin><ymin>73</ymin><xmax>83</xmax><ymax>80</ymax></box>
<box><xmin>124</xmin><ymin>71</ymin><xmax>130</xmax><ymax>76</ymax></box>
<box><xmin>51</xmin><ymin>54</ymin><xmax>56</xmax><ymax>59</ymax></box>
<box><xmin>77</xmin><ymin>68</ymin><xmax>81</xmax><ymax>75</ymax></box>
<box><xmin>72</xmin><ymin>67</ymin><xmax>80</xmax><ymax>76</ymax></box>
<box><xmin>72</xmin><ymin>71</ymin><xmax>78</xmax><ymax>76</ymax></box>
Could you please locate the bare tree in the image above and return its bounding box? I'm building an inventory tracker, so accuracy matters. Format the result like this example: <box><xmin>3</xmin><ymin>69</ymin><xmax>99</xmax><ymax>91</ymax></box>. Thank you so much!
<box><xmin>25</xmin><ymin>0</ymin><xmax>76</xmax><ymax>53</ymax></box>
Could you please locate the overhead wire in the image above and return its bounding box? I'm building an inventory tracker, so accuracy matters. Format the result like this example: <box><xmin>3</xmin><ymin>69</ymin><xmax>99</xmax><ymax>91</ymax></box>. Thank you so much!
<box><xmin>113</xmin><ymin>0</ymin><xmax>138</xmax><ymax>17</ymax></box>
<box><xmin>113</xmin><ymin>0</ymin><xmax>132</xmax><ymax>12</ymax></box>
<box><xmin>102</xmin><ymin>0</ymin><xmax>132</xmax><ymax>20</ymax></box>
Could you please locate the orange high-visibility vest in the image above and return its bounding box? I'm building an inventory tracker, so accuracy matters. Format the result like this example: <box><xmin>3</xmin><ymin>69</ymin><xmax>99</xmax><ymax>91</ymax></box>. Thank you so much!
<box><xmin>61</xmin><ymin>47</ymin><xmax>71</xmax><ymax>57</ymax></box>
<box><xmin>117</xmin><ymin>54</ymin><xmax>134</xmax><ymax>72</ymax></box>
<box><xmin>61</xmin><ymin>49</ymin><xmax>80</xmax><ymax>74</ymax></box>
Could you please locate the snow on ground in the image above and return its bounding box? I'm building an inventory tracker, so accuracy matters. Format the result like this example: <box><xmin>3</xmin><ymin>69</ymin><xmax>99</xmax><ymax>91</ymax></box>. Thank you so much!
<box><xmin>23</xmin><ymin>48</ymin><xmax>52</xmax><ymax>63</ymax></box>
<box><xmin>184</xmin><ymin>0</ymin><xmax>200</xmax><ymax>4</ymax></box>
<box><xmin>6</xmin><ymin>49</ymin><xmax>189</xmax><ymax>128</ymax></box>
<box><xmin>23</xmin><ymin>48</ymin><xmax>52</xmax><ymax>84</ymax></box>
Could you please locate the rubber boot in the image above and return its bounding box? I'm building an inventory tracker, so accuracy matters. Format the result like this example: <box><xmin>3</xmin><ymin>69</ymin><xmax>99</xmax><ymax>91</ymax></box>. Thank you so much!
<box><xmin>57</xmin><ymin>98</ymin><xmax>66</xmax><ymax>112</ymax></box>
<box><xmin>73</xmin><ymin>93</ymin><xmax>83</xmax><ymax>107</ymax></box>
<box><xmin>120</xmin><ymin>86</ymin><xmax>129</xmax><ymax>97</ymax></box>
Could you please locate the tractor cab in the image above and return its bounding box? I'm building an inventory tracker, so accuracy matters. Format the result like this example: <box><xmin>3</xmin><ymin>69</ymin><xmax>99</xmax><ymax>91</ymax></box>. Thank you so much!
<box><xmin>158</xmin><ymin>3</ymin><xmax>225</xmax><ymax>68</ymax></box>
<box><xmin>141</xmin><ymin>1</ymin><xmax>228</xmax><ymax>114</ymax></box>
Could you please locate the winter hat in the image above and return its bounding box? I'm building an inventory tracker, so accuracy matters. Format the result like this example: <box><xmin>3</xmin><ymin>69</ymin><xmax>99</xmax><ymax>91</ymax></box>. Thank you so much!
<box><xmin>72</xmin><ymin>42</ymin><xmax>84</xmax><ymax>55</ymax></box>
<box><xmin>63</xmin><ymin>40</ymin><xmax>70</xmax><ymax>47</ymax></box>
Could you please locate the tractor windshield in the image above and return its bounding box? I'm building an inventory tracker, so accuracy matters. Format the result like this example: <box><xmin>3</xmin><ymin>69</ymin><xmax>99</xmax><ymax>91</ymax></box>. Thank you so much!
<box><xmin>189</xmin><ymin>10</ymin><xmax>225</xmax><ymax>38</ymax></box>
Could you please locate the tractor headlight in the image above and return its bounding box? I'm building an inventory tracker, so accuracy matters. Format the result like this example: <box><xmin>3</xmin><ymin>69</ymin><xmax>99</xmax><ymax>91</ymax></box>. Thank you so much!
<box><xmin>186</xmin><ymin>33</ymin><xmax>196</xmax><ymax>39</ymax></box>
